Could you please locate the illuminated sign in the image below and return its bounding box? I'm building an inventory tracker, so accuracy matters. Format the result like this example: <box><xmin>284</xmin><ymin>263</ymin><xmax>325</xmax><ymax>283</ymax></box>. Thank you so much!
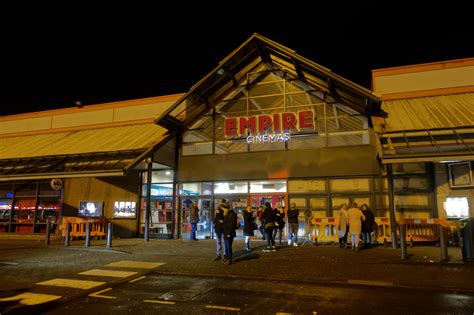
<box><xmin>224</xmin><ymin>111</ymin><xmax>315</xmax><ymax>144</ymax></box>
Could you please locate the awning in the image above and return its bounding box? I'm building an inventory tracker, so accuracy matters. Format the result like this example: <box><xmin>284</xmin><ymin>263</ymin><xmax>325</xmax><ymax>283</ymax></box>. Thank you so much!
<box><xmin>0</xmin><ymin>123</ymin><xmax>170</xmax><ymax>180</ymax></box>
<box><xmin>381</xmin><ymin>93</ymin><xmax>474</xmax><ymax>131</ymax></box>
<box><xmin>377</xmin><ymin>126</ymin><xmax>474</xmax><ymax>164</ymax></box>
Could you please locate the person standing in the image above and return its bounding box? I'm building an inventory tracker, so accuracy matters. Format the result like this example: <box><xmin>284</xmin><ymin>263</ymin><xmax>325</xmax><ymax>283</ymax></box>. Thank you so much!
<box><xmin>212</xmin><ymin>199</ymin><xmax>225</xmax><ymax>261</ymax></box>
<box><xmin>348</xmin><ymin>202</ymin><xmax>365</xmax><ymax>251</ymax></box>
<box><xmin>189</xmin><ymin>201</ymin><xmax>200</xmax><ymax>241</ymax></box>
<box><xmin>273</xmin><ymin>203</ymin><xmax>286</xmax><ymax>245</ymax></box>
<box><xmin>287</xmin><ymin>202</ymin><xmax>299</xmax><ymax>246</ymax></box>
<box><xmin>222</xmin><ymin>202</ymin><xmax>238</xmax><ymax>265</ymax></box>
<box><xmin>338</xmin><ymin>203</ymin><xmax>349</xmax><ymax>248</ymax></box>
<box><xmin>360</xmin><ymin>203</ymin><xmax>375</xmax><ymax>249</ymax></box>
<box><xmin>263</xmin><ymin>202</ymin><xmax>277</xmax><ymax>252</ymax></box>
<box><xmin>257</xmin><ymin>206</ymin><xmax>265</xmax><ymax>240</ymax></box>
<box><xmin>243</xmin><ymin>205</ymin><xmax>255</xmax><ymax>252</ymax></box>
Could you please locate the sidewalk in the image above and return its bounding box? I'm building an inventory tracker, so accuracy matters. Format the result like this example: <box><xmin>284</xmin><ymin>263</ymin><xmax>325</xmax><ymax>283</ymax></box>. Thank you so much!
<box><xmin>0</xmin><ymin>237</ymin><xmax>473</xmax><ymax>295</ymax></box>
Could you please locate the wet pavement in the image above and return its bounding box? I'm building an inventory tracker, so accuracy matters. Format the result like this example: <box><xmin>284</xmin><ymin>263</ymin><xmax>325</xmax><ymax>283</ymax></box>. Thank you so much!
<box><xmin>0</xmin><ymin>237</ymin><xmax>473</xmax><ymax>294</ymax></box>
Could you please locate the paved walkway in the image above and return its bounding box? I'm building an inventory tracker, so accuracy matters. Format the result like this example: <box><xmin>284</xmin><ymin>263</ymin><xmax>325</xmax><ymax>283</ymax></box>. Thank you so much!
<box><xmin>0</xmin><ymin>237</ymin><xmax>473</xmax><ymax>295</ymax></box>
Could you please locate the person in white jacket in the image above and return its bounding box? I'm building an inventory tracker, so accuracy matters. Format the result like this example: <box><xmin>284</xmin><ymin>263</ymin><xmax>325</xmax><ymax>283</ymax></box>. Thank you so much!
<box><xmin>347</xmin><ymin>202</ymin><xmax>365</xmax><ymax>251</ymax></box>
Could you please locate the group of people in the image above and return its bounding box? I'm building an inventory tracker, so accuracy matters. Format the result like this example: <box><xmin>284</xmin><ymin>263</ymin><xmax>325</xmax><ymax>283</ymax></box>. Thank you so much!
<box><xmin>337</xmin><ymin>202</ymin><xmax>375</xmax><ymax>251</ymax></box>
<box><xmin>196</xmin><ymin>199</ymin><xmax>375</xmax><ymax>265</ymax></box>
<box><xmin>209</xmin><ymin>200</ymin><xmax>301</xmax><ymax>265</ymax></box>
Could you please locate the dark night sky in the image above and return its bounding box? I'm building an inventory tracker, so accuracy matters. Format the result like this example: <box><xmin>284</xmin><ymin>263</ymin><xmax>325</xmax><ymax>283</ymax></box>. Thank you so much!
<box><xmin>1</xmin><ymin>2</ymin><xmax>473</xmax><ymax>116</ymax></box>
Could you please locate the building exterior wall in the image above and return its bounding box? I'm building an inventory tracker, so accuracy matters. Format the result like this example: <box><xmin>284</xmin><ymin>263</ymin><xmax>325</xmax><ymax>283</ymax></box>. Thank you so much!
<box><xmin>372</xmin><ymin>58</ymin><xmax>474</xmax><ymax>221</ymax></box>
<box><xmin>178</xmin><ymin>144</ymin><xmax>381</xmax><ymax>182</ymax></box>
<box><xmin>63</xmin><ymin>173</ymin><xmax>140</xmax><ymax>237</ymax></box>
<box><xmin>0</xmin><ymin>94</ymin><xmax>182</xmax><ymax>137</ymax></box>
<box><xmin>371</xmin><ymin>58</ymin><xmax>474</xmax><ymax>100</ymax></box>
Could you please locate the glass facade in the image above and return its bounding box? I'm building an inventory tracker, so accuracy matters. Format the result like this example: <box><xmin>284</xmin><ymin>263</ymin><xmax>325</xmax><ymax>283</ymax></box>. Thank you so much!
<box><xmin>0</xmin><ymin>181</ymin><xmax>62</xmax><ymax>233</ymax></box>
<box><xmin>181</xmin><ymin>70</ymin><xmax>369</xmax><ymax>156</ymax></box>
<box><xmin>139</xmin><ymin>170</ymin><xmax>175</xmax><ymax>238</ymax></box>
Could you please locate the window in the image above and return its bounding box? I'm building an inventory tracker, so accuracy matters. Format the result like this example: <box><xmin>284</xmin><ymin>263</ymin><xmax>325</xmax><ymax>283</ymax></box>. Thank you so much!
<box><xmin>445</xmin><ymin>197</ymin><xmax>469</xmax><ymax>219</ymax></box>
<box><xmin>249</xmin><ymin>180</ymin><xmax>286</xmax><ymax>193</ymax></box>
<box><xmin>214</xmin><ymin>182</ymin><xmax>248</xmax><ymax>194</ymax></box>
<box><xmin>180</xmin><ymin>183</ymin><xmax>213</xmax><ymax>196</ymax></box>
<box><xmin>288</xmin><ymin>180</ymin><xmax>326</xmax><ymax>193</ymax></box>
<box><xmin>181</xmin><ymin>70</ymin><xmax>370</xmax><ymax>156</ymax></box>
<box><xmin>330</xmin><ymin>178</ymin><xmax>370</xmax><ymax>192</ymax></box>
<box><xmin>448</xmin><ymin>162</ymin><xmax>472</xmax><ymax>188</ymax></box>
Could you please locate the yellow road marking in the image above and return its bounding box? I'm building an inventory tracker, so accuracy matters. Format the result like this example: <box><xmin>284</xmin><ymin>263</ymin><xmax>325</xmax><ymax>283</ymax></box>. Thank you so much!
<box><xmin>37</xmin><ymin>278</ymin><xmax>106</xmax><ymax>289</ymax></box>
<box><xmin>79</xmin><ymin>269</ymin><xmax>138</xmax><ymax>278</ymax></box>
<box><xmin>89</xmin><ymin>287</ymin><xmax>117</xmax><ymax>300</ymax></box>
<box><xmin>348</xmin><ymin>279</ymin><xmax>394</xmax><ymax>287</ymax></box>
<box><xmin>0</xmin><ymin>292</ymin><xmax>62</xmax><ymax>305</ymax></box>
<box><xmin>143</xmin><ymin>299</ymin><xmax>176</xmax><ymax>305</ymax></box>
<box><xmin>104</xmin><ymin>261</ymin><xmax>165</xmax><ymax>269</ymax></box>
<box><xmin>205</xmin><ymin>305</ymin><xmax>240</xmax><ymax>311</ymax></box>
<box><xmin>129</xmin><ymin>276</ymin><xmax>146</xmax><ymax>283</ymax></box>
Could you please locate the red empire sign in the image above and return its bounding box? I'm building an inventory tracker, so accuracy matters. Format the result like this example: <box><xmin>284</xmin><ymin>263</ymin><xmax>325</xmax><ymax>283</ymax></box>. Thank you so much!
<box><xmin>224</xmin><ymin>111</ymin><xmax>315</xmax><ymax>137</ymax></box>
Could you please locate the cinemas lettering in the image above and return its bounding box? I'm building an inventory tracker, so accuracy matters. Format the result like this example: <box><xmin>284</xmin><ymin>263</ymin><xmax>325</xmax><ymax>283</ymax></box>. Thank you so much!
<box><xmin>224</xmin><ymin>111</ymin><xmax>315</xmax><ymax>144</ymax></box>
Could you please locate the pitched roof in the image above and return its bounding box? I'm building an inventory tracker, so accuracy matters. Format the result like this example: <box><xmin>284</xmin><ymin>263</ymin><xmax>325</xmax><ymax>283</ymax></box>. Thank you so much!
<box><xmin>155</xmin><ymin>33</ymin><xmax>382</xmax><ymax>130</ymax></box>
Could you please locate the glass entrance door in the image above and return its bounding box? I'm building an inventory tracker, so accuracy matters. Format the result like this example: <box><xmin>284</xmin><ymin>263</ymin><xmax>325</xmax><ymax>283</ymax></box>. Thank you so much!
<box><xmin>250</xmin><ymin>194</ymin><xmax>288</xmax><ymax>241</ymax></box>
<box><xmin>250</xmin><ymin>194</ymin><xmax>287</xmax><ymax>209</ymax></box>
<box><xmin>180</xmin><ymin>197</ymin><xmax>212</xmax><ymax>240</ymax></box>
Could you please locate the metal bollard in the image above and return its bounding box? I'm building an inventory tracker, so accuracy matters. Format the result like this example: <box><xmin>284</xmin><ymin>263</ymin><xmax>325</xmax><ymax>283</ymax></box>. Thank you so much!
<box><xmin>64</xmin><ymin>222</ymin><xmax>71</xmax><ymax>246</ymax></box>
<box><xmin>439</xmin><ymin>225</ymin><xmax>449</xmax><ymax>262</ymax></box>
<box><xmin>45</xmin><ymin>219</ymin><xmax>51</xmax><ymax>246</ymax></box>
<box><xmin>391</xmin><ymin>231</ymin><xmax>398</xmax><ymax>249</ymax></box>
<box><xmin>400</xmin><ymin>224</ymin><xmax>408</xmax><ymax>260</ymax></box>
<box><xmin>106</xmin><ymin>222</ymin><xmax>113</xmax><ymax>248</ymax></box>
<box><xmin>85</xmin><ymin>222</ymin><xmax>91</xmax><ymax>247</ymax></box>
<box><xmin>144</xmin><ymin>223</ymin><xmax>149</xmax><ymax>243</ymax></box>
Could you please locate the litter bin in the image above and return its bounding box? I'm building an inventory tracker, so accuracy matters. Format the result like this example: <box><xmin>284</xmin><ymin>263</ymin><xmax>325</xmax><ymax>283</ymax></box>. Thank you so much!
<box><xmin>460</xmin><ymin>218</ymin><xmax>474</xmax><ymax>262</ymax></box>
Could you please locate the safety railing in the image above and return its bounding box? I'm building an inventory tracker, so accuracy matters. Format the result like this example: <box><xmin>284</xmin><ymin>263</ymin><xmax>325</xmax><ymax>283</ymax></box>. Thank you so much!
<box><xmin>297</xmin><ymin>216</ymin><xmax>449</xmax><ymax>245</ymax></box>
<box><xmin>60</xmin><ymin>216</ymin><xmax>107</xmax><ymax>240</ymax></box>
<box><xmin>375</xmin><ymin>217</ymin><xmax>391</xmax><ymax>244</ymax></box>
<box><xmin>313</xmin><ymin>217</ymin><xmax>338</xmax><ymax>243</ymax></box>
<box><xmin>399</xmin><ymin>218</ymin><xmax>449</xmax><ymax>245</ymax></box>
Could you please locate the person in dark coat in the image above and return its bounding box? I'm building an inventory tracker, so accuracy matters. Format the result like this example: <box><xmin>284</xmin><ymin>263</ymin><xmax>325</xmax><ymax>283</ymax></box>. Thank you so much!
<box><xmin>243</xmin><ymin>205</ymin><xmax>255</xmax><ymax>252</ymax></box>
<box><xmin>212</xmin><ymin>199</ymin><xmax>225</xmax><ymax>261</ymax></box>
<box><xmin>222</xmin><ymin>202</ymin><xmax>238</xmax><ymax>265</ymax></box>
<box><xmin>257</xmin><ymin>206</ymin><xmax>265</xmax><ymax>240</ymax></box>
<box><xmin>360</xmin><ymin>204</ymin><xmax>375</xmax><ymax>249</ymax></box>
<box><xmin>272</xmin><ymin>203</ymin><xmax>286</xmax><ymax>245</ymax></box>
<box><xmin>263</xmin><ymin>202</ymin><xmax>277</xmax><ymax>252</ymax></box>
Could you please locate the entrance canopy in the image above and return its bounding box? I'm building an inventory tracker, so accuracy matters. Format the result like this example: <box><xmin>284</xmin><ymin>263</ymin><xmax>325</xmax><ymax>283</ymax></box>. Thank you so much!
<box><xmin>155</xmin><ymin>33</ymin><xmax>383</xmax><ymax>131</ymax></box>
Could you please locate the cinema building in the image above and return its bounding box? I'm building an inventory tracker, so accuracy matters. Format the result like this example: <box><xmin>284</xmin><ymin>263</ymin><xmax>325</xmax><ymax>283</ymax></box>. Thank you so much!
<box><xmin>0</xmin><ymin>34</ymin><xmax>472</xmax><ymax>240</ymax></box>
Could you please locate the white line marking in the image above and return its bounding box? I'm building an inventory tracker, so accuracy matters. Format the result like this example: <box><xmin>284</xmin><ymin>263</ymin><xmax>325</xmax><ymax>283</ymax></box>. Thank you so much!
<box><xmin>104</xmin><ymin>261</ymin><xmax>165</xmax><ymax>269</ymax></box>
<box><xmin>79</xmin><ymin>269</ymin><xmax>138</xmax><ymax>278</ymax></box>
<box><xmin>89</xmin><ymin>287</ymin><xmax>116</xmax><ymax>299</ymax></box>
<box><xmin>37</xmin><ymin>278</ymin><xmax>106</xmax><ymax>289</ymax></box>
<box><xmin>129</xmin><ymin>276</ymin><xmax>146</xmax><ymax>283</ymax></box>
<box><xmin>143</xmin><ymin>299</ymin><xmax>176</xmax><ymax>305</ymax></box>
<box><xmin>205</xmin><ymin>305</ymin><xmax>240</xmax><ymax>311</ymax></box>
<box><xmin>0</xmin><ymin>292</ymin><xmax>62</xmax><ymax>305</ymax></box>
